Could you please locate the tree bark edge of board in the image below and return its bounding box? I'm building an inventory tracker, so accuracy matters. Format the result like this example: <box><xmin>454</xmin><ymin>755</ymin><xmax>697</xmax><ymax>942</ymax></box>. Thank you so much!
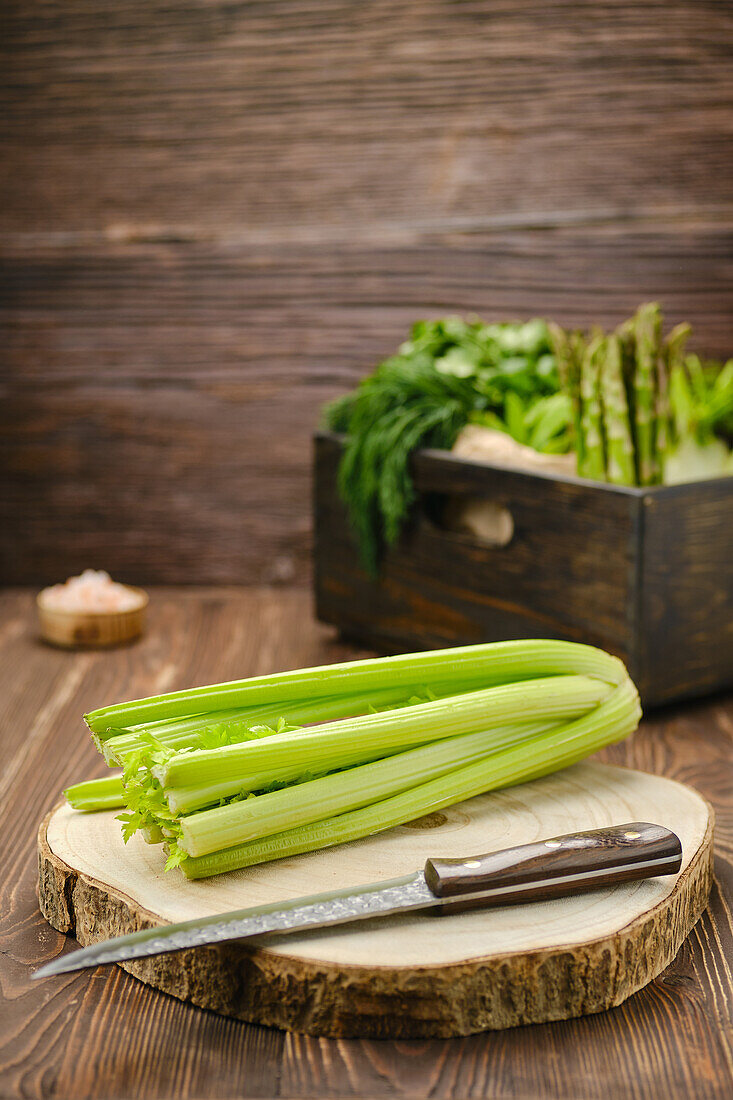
<box><xmin>36</xmin><ymin>808</ymin><xmax>714</xmax><ymax>1039</ymax></box>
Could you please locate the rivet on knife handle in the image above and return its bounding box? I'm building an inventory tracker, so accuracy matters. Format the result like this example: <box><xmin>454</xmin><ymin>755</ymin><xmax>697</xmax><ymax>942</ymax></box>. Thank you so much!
<box><xmin>424</xmin><ymin>822</ymin><xmax>682</xmax><ymax>913</ymax></box>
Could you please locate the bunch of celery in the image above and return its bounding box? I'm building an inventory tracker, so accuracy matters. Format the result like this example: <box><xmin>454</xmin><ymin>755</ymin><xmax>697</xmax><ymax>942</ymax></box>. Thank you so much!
<box><xmin>65</xmin><ymin>640</ymin><xmax>641</xmax><ymax>880</ymax></box>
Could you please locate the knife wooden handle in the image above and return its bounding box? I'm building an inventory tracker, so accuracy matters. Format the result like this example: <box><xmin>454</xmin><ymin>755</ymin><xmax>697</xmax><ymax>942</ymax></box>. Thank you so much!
<box><xmin>424</xmin><ymin>822</ymin><xmax>682</xmax><ymax>913</ymax></box>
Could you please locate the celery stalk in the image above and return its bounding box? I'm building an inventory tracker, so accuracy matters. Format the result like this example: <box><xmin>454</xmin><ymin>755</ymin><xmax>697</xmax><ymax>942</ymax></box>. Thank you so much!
<box><xmin>178</xmin><ymin>680</ymin><xmax>639</xmax><ymax>877</ymax></box>
<box><xmin>156</xmin><ymin>674</ymin><xmax>612</xmax><ymax>793</ymax></box>
<box><xmin>100</xmin><ymin>707</ymin><xmax>255</xmax><ymax>762</ymax></box>
<box><xmin>165</xmin><ymin>717</ymin><xmax>559</xmax><ymax>816</ymax></box>
<box><xmin>64</xmin><ymin>774</ymin><xmax>124</xmax><ymax>812</ymax></box>
<box><xmin>178</xmin><ymin>719</ymin><xmax>566</xmax><ymax>857</ymax></box>
<box><xmin>85</xmin><ymin>640</ymin><xmax>626</xmax><ymax>734</ymax></box>
<box><xmin>101</xmin><ymin>682</ymin><xmax>484</xmax><ymax>763</ymax></box>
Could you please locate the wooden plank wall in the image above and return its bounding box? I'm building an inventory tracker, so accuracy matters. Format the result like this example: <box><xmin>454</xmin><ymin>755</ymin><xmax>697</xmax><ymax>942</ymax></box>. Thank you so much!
<box><xmin>1</xmin><ymin>1</ymin><xmax>732</xmax><ymax>584</ymax></box>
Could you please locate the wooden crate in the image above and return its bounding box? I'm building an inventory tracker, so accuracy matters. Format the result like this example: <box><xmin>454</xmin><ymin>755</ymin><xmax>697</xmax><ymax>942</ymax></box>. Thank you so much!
<box><xmin>314</xmin><ymin>432</ymin><xmax>733</xmax><ymax>707</ymax></box>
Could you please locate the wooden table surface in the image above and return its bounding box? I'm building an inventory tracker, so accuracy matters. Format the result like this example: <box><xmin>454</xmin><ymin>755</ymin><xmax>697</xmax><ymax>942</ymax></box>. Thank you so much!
<box><xmin>1</xmin><ymin>587</ymin><xmax>731</xmax><ymax>1100</ymax></box>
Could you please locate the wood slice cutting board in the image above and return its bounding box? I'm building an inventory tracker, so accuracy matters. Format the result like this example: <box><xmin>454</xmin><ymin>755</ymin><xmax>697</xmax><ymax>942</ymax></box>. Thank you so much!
<box><xmin>38</xmin><ymin>762</ymin><xmax>713</xmax><ymax>1039</ymax></box>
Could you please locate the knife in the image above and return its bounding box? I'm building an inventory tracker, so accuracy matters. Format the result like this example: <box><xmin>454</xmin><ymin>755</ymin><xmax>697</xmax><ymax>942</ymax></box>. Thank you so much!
<box><xmin>33</xmin><ymin>821</ymin><xmax>681</xmax><ymax>980</ymax></box>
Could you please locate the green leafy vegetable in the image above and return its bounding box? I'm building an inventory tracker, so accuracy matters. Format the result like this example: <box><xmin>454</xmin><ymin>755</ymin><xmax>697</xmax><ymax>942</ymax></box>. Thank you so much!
<box><xmin>176</xmin><ymin>677</ymin><xmax>639</xmax><ymax>879</ymax></box>
<box><xmin>324</xmin><ymin>317</ymin><xmax>560</xmax><ymax>573</ymax></box>
<box><xmin>324</xmin><ymin>306</ymin><xmax>731</xmax><ymax>570</ymax></box>
<box><xmin>601</xmin><ymin>335</ymin><xmax>635</xmax><ymax>485</ymax></box>
<box><xmin>578</xmin><ymin>335</ymin><xmax>606</xmax><ymax>481</ymax></box>
<box><xmin>66</xmin><ymin>639</ymin><xmax>640</xmax><ymax>879</ymax></box>
<box><xmin>632</xmin><ymin>303</ymin><xmax>662</xmax><ymax>485</ymax></box>
<box><xmin>64</xmin><ymin>774</ymin><xmax>125</xmax><ymax>812</ymax></box>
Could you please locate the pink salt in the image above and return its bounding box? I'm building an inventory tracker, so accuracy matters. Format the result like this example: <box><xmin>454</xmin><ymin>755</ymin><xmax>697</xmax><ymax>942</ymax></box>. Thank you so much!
<box><xmin>41</xmin><ymin>570</ymin><xmax>142</xmax><ymax>613</ymax></box>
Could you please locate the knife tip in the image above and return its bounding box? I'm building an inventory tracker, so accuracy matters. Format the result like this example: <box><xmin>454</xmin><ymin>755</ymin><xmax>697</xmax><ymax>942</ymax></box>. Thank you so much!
<box><xmin>32</xmin><ymin>959</ymin><xmax>74</xmax><ymax>980</ymax></box>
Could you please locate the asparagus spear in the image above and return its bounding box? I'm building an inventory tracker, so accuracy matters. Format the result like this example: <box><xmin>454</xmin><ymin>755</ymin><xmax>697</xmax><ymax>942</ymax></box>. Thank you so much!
<box><xmin>569</xmin><ymin>332</ymin><xmax>586</xmax><ymax>470</ymax></box>
<box><xmin>578</xmin><ymin>335</ymin><xmax>606</xmax><ymax>480</ymax></box>
<box><xmin>615</xmin><ymin>319</ymin><xmax>637</xmax><ymax>399</ymax></box>
<box><xmin>601</xmin><ymin>335</ymin><xmax>636</xmax><ymax>485</ymax></box>
<box><xmin>659</xmin><ymin>323</ymin><xmax>691</xmax><ymax>472</ymax></box>
<box><xmin>614</xmin><ymin>318</ymin><xmax>638</xmax><ymax>479</ymax></box>
<box><xmin>633</xmin><ymin>303</ymin><xmax>662</xmax><ymax>485</ymax></box>
<box><xmin>616</xmin><ymin>318</ymin><xmax>635</xmax><ymax>360</ymax></box>
<box><xmin>548</xmin><ymin>323</ymin><xmax>583</xmax><ymax>457</ymax></box>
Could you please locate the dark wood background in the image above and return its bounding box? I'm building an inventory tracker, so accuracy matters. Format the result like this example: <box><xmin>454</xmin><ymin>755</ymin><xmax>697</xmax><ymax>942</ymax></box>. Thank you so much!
<box><xmin>2</xmin><ymin>1</ymin><xmax>732</xmax><ymax>584</ymax></box>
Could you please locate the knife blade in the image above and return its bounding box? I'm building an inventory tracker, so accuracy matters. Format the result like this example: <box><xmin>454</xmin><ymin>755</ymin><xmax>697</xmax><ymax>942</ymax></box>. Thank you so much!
<box><xmin>33</xmin><ymin>821</ymin><xmax>681</xmax><ymax>980</ymax></box>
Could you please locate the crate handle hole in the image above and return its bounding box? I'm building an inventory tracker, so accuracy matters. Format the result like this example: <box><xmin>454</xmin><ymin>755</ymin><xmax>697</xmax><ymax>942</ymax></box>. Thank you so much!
<box><xmin>428</xmin><ymin>495</ymin><xmax>515</xmax><ymax>547</ymax></box>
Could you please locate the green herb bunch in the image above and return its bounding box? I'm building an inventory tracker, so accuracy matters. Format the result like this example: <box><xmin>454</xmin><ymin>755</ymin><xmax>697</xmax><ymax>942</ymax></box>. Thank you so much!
<box><xmin>324</xmin><ymin>317</ymin><xmax>565</xmax><ymax>574</ymax></box>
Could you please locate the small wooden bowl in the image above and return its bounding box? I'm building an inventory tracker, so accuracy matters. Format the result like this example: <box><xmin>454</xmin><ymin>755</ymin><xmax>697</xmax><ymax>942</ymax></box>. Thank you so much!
<box><xmin>36</xmin><ymin>586</ymin><xmax>148</xmax><ymax>649</ymax></box>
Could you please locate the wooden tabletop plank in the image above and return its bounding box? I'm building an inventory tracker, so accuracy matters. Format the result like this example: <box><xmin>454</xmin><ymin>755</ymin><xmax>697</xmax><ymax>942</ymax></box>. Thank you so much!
<box><xmin>0</xmin><ymin>587</ymin><xmax>730</xmax><ymax>1099</ymax></box>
